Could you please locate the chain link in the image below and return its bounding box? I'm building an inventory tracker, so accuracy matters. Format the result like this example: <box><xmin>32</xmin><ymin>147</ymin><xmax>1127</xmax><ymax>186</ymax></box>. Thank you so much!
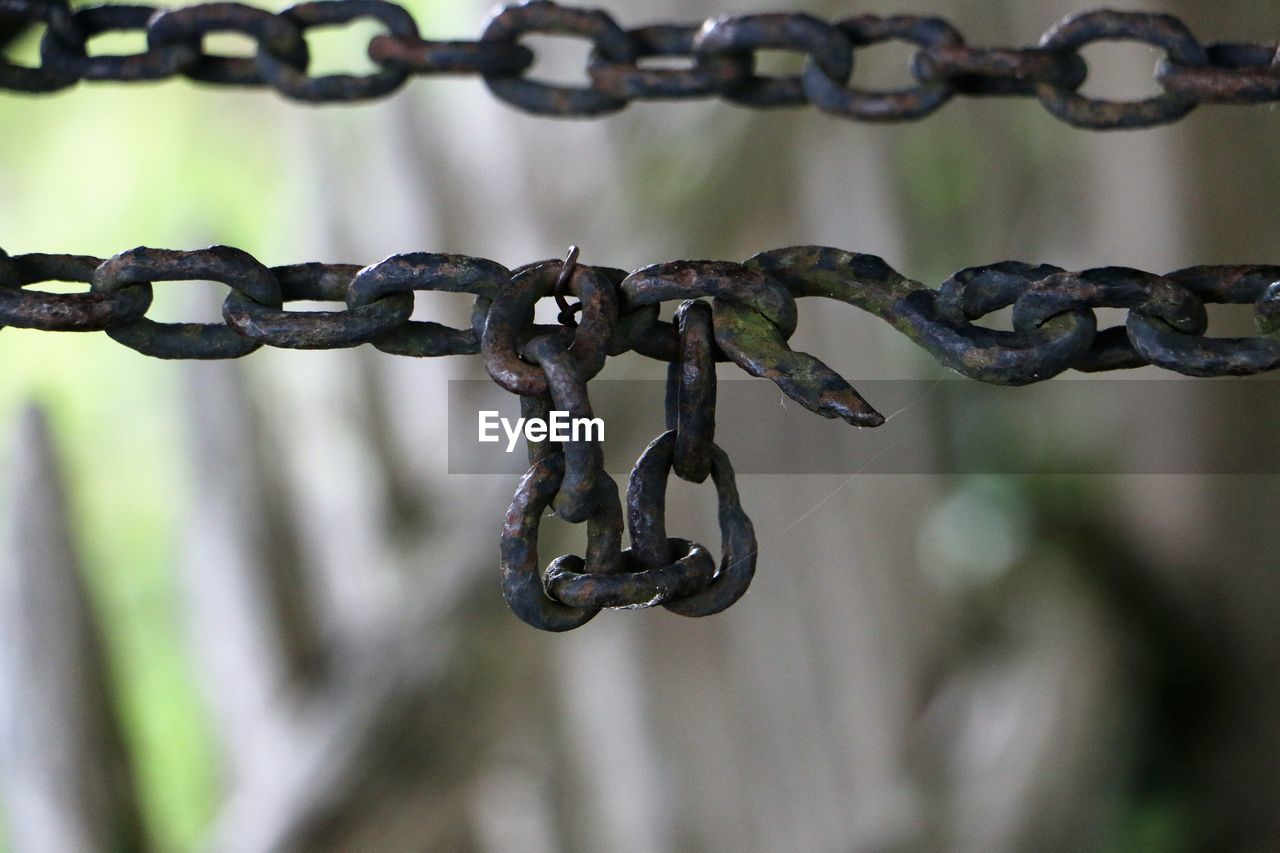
<box><xmin>4</xmin><ymin>242</ymin><xmax>1278</xmax><ymax>629</ymax></box>
<box><xmin>1</xmin><ymin>0</ymin><xmax>1277</xmax><ymax>127</ymax></box>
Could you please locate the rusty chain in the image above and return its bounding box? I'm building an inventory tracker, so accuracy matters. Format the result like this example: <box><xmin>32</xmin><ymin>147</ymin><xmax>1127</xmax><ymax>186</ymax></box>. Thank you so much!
<box><xmin>0</xmin><ymin>0</ymin><xmax>1277</xmax><ymax>128</ymax></box>
<box><xmin>3</xmin><ymin>244</ymin><xmax>1279</xmax><ymax>629</ymax></box>
<box><xmin>3</xmin><ymin>0</ymin><xmax>1277</xmax><ymax>627</ymax></box>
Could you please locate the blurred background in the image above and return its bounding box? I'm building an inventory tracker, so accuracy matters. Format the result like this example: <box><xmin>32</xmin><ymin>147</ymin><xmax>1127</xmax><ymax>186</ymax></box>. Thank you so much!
<box><xmin>1</xmin><ymin>0</ymin><xmax>1278</xmax><ymax>850</ymax></box>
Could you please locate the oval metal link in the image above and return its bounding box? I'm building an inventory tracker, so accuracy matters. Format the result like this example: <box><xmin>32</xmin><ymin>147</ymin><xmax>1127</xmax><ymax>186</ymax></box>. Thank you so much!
<box><xmin>1035</xmin><ymin>10</ymin><xmax>1207</xmax><ymax>130</ymax></box>
<box><xmin>666</xmin><ymin>299</ymin><xmax>716</xmax><ymax>483</ymax></box>
<box><xmin>587</xmin><ymin>24</ymin><xmax>750</xmax><ymax>100</ymax></box>
<box><xmin>0</xmin><ymin>0</ymin><xmax>78</xmax><ymax>91</ymax></box>
<box><xmin>545</xmin><ymin>536</ymin><xmax>716</xmax><ymax>610</ymax></box>
<box><xmin>802</xmin><ymin>14</ymin><xmax>961</xmax><ymax>121</ymax></box>
<box><xmin>1011</xmin><ymin>267</ymin><xmax>1207</xmax><ymax>371</ymax></box>
<box><xmin>147</xmin><ymin>1</ymin><xmax>308</xmax><ymax>86</ymax></box>
<box><xmin>912</xmin><ymin>45</ymin><xmax>1087</xmax><ymax>97</ymax></box>
<box><xmin>1129</xmin><ymin>266</ymin><xmax>1280</xmax><ymax>376</ymax></box>
<box><xmin>482</xmin><ymin>258</ymin><xmax>618</xmax><ymax>396</ymax></box>
<box><xmin>256</xmin><ymin>0</ymin><xmax>415</xmax><ymax>101</ymax></box>
<box><xmin>693</xmin><ymin>12</ymin><xmax>853</xmax><ymax>107</ymax></box>
<box><xmin>40</xmin><ymin>4</ymin><xmax>197</xmax><ymax>81</ymax></box>
<box><xmin>1156</xmin><ymin>42</ymin><xmax>1280</xmax><ymax>105</ymax></box>
<box><xmin>501</xmin><ymin>452</ymin><xmax>623</xmax><ymax>632</ymax></box>
<box><xmin>368</xmin><ymin>35</ymin><xmax>533</xmax><ymax>76</ymax></box>
<box><xmin>606</xmin><ymin>303</ymin><xmax>669</xmax><ymax>360</ymax></box>
<box><xmin>626</xmin><ymin>430</ymin><xmax>756</xmax><ymax>618</ymax></box>
<box><xmin>518</xmin><ymin>392</ymin><xmax>556</xmax><ymax>467</ymax></box>
<box><xmin>622</xmin><ymin>260</ymin><xmax>797</xmax><ymax>338</ymax></box>
<box><xmin>92</xmin><ymin>245</ymin><xmax>282</xmax><ymax>359</ymax></box>
<box><xmin>521</xmin><ymin>334</ymin><xmax>601</xmax><ymax>524</ymax></box>
<box><xmin>349</xmin><ymin>252</ymin><xmax>509</xmax><ymax>357</ymax></box>
<box><xmin>0</xmin><ymin>252</ymin><xmax>152</xmax><ymax>331</ymax></box>
<box><xmin>480</xmin><ymin>0</ymin><xmax>635</xmax><ymax>116</ymax></box>
<box><xmin>222</xmin><ymin>262</ymin><xmax>412</xmax><ymax>348</ymax></box>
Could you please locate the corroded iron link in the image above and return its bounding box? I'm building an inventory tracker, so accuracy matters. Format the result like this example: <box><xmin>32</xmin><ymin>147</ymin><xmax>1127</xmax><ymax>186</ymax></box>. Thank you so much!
<box><xmin>1</xmin><ymin>1</ymin><xmax>1277</xmax><ymax>127</ymax></box>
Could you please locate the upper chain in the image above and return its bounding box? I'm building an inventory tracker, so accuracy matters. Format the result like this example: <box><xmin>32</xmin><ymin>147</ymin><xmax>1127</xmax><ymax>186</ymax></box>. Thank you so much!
<box><xmin>3</xmin><ymin>243</ymin><xmax>1279</xmax><ymax>423</ymax></box>
<box><xmin>0</xmin><ymin>1</ymin><xmax>1278</xmax><ymax>129</ymax></box>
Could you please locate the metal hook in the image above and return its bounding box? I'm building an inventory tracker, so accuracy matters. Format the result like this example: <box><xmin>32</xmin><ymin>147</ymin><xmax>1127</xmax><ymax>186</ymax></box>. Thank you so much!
<box><xmin>554</xmin><ymin>245</ymin><xmax>582</xmax><ymax>329</ymax></box>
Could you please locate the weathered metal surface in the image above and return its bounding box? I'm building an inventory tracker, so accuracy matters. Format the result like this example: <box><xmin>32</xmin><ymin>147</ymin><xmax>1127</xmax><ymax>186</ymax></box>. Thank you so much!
<box><xmin>223</xmin><ymin>263</ymin><xmax>413</xmax><ymax>350</ymax></box>
<box><xmin>911</xmin><ymin>45</ymin><xmax>1086</xmax><ymax>98</ymax></box>
<box><xmin>254</xmin><ymin>0</ymin><xmax>419</xmax><ymax>102</ymax></box>
<box><xmin>146</xmin><ymin>2</ymin><xmax>310</xmax><ymax>87</ymax></box>
<box><xmin>667</xmin><ymin>300</ymin><xmax>715</xmax><ymax>483</ymax></box>
<box><xmin>713</xmin><ymin>298</ymin><xmax>885</xmax><ymax>426</ymax></box>
<box><xmin>480</xmin><ymin>0</ymin><xmax>635</xmax><ymax>116</ymax></box>
<box><xmin>626</xmin><ymin>431</ymin><xmax>757</xmax><ymax>619</ymax></box>
<box><xmin>521</xmin><ymin>335</ymin><xmax>601</xmax><ymax>524</ymax></box>
<box><xmin>693</xmin><ymin>12</ymin><xmax>853</xmax><ymax>107</ymax></box>
<box><xmin>622</xmin><ymin>260</ymin><xmax>797</xmax><ymax>338</ymax></box>
<box><xmin>1156</xmin><ymin>43</ymin><xmax>1280</xmax><ymax>105</ymax></box>
<box><xmin>1034</xmin><ymin>10</ymin><xmax>1207</xmax><ymax>129</ymax></box>
<box><xmin>41</xmin><ymin>5</ymin><xmax>198</xmax><ymax>82</ymax></box>
<box><xmin>0</xmin><ymin>0</ymin><xmax>78</xmax><ymax>91</ymax></box>
<box><xmin>2</xmin><ymin>2</ymin><xmax>1276</xmax><ymax>127</ymax></box>
<box><xmin>587</xmin><ymin>24</ymin><xmax>750</xmax><ymax>100</ymax></box>
<box><xmin>0</xmin><ymin>252</ymin><xmax>149</xmax><ymax>331</ymax></box>
<box><xmin>546</xmin><ymin>537</ymin><xmax>716</xmax><ymax>610</ymax></box>
<box><xmin>1129</xmin><ymin>266</ymin><xmax>1280</xmax><ymax>376</ymax></box>
<box><xmin>367</xmin><ymin>34</ymin><xmax>533</xmax><ymax>76</ymax></box>
<box><xmin>803</xmin><ymin>14</ymin><xmax>962</xmax><ymax>121</ymax></box>
<box><xmin>500</xmin><ymin>453</ymin><xmax>615</xmax><ymax>632</ymax></box>
<box><xmin>91</xmin><ymin>245</ymin><xmax>282</xmax><ymax>359</ymax></box>
<box><xmin>483</xmin><ymin>259</ymin><xmax>617</xmax><ymax>396</ymax></box>
<box><xmin>348</xmin><ymin>252</ymin><xmax>507</xmax><ymax>357</ymax></box>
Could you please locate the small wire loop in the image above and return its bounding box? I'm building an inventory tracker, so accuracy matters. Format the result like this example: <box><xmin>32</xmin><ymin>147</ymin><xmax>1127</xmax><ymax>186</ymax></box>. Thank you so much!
<box><xmin>553</xmin><ymin>245</ymin><xmax>581</xmax><ymax>329</ymax></box>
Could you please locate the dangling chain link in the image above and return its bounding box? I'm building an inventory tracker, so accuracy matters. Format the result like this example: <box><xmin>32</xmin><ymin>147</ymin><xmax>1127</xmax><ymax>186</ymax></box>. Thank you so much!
<box><xmin>1</xmin><ymin>0</ymin><xmax>1278</xmax><ymax>128</ymax></box>
<box><xmin>4</xmin><ymin>243</ymin><xmax>1280</xmax><ymax>628</ymax></box>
